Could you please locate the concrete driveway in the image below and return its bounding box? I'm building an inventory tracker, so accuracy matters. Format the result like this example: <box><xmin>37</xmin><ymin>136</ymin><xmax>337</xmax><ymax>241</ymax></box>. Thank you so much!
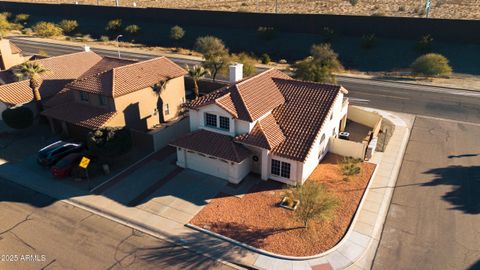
<box><xmin>373</xmin><ymin>117</ymin><xmax>480</xmax><ymax>270</ymax></box>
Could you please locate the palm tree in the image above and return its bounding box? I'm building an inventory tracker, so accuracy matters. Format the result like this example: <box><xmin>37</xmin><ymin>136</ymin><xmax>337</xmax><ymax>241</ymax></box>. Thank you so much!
<box><xmin>16</xmin><ymin>61</ymin><xmax>48</xmax><ymax>112</ymax></box>
<box><xmin>186</xmin><ymin>64</ymin><xmax>210</xmax><ymax>98</ymax></box>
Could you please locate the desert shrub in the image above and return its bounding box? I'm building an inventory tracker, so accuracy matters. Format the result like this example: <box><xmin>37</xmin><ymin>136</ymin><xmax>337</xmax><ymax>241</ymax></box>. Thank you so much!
<box><xmin>293</xmin><ymin>43</ymin><xmax>342</xmax><ymax>83</ymax></box>
<box><xmin>87</xmin><ymin>127</ymin><xmax>132</xmax><ymax>161</ymax></box>
<box><xmin>2</xmin><ymin>106</ymin><xmax>34</xmax><ymax>129</ymax></box>
<box><xmin>361</xmin><ymin>34</ymin><xmax>378</xmax><ymax>49</ymax></box>
<box><xmin>411</xmin><ymin>53</ymin><xmax>452</xmax><ymax>77</ymax></box>
<box><xmin>38</xmin><ymin>49</ymin><xmax>48</xmax><ymax>57</ymax></box>
<box><xmin>320</xmin><ymin>27</ymin><xmax>335</xmax><ymax>42</ymax></box>
<box><xmin>232</xmin><ymin>52</ymin><xmax>257</xmax><ymax>76</ymax></box>
<box><xmin>398</xmin><ymin>5</ymin><xmax>405</xmax><ymax>11</ymax></box>
<box><xmin>21</xmin><ymin>28</ymin><xmax>33</xmax><ymax>35</ymax></box>
<box><xmin>371</xmin><ymin>11</ymin><xmax>385</xmax><ymax>16</ymax></box>
<box><xmin>105</xmin><ymin>19</ymin><xmax>122</xmax><ymax>32</ymax></box>
<box><xmin>292</xmin><ymin>182</ymin><xmax>338</xmax><ymax>228</ymax></box>
<box><xmin>99</xmin><ymin>35</ymin><xmax>109</xmax><ymax>42</ymax></box>
<box><xmin>257</xmin><ymin>26</ymin><xmax>276</xmax><ymax>41</ymax></box>
<box><xmin>1</xmin><ymin>12</ymin><xmax>11</xmax><ymax>19</ymax></box>
<box><xmin>14</xmin><ymin>13</ymin><xmax>29</xmax><ymax>23</ymax></box>
<box><xmin>124</xmin><ymin>24</ymin><xmax>140</xmax><ymax>35</ymax></box>
<box><xmin>32</xmin><ymin>22</ymin><xmax>63</xmax><ymax>37</ymax></box>
<box><xmin>195</xmin><ymin>36</ymin><xmax>230</xmax><ymax>81</ymax></box>
<box><xmin>260</xmin><ymin>53</ymin><xmax>271</xmax><ymax>64</ymax></box>
<box><xmin>170</xmin><ymin>25</ymin><xmax>185</xmax><ymax>41</ymax></box>
<box><xmin>0</xmin><ymin>14</ymin><xmax>12</xmax><ymax>37</ymax></box>
<box><xmin>339</xmin><ymin>157</ymin><xmax>362</xmax><ymax>180</ymax></box>
<box><xmin>58</xmin><ymin>20</ymin><xmax>78</xmax><ymax>34</ymax></box>
<box><xmin>348</xmin><ymin>0</ymin><xmax>359</xmax><ymax>6</ymax></box>
<box><xmin>416</xmin><ymin>34</ymin><xmax>433</xmax><ymax>53</ymax></box>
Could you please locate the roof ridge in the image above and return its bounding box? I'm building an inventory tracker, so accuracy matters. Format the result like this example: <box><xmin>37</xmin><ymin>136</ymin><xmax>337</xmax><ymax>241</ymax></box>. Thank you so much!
<box><xmin>38</xmin><ymin>50</ymin><xmax>97</xmax><ymax>62</ymax></box>
<box><xmin>112</xmin><ymin>66</ymin><xmax>116</xmax><ymax>96</ymax></box>
<box><xmin>272</xmin><ymin>77</ymin><xmax>341</xmax><ymax>88</ymax></box>
<box><xmin>113</xmin><ymin>56</ymin><xmax>166</xmax><ymax>71</ymax></box>
<box><xmin>235</xmin><ymin>68</ymin><xmax>277</xmax><ymax>87</ymax></box>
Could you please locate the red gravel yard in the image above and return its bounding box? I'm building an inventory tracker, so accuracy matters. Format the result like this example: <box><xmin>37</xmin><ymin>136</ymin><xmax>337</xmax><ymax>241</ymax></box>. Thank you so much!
<box><xmin>190</xmin><ymin>154</ymin><xmax>376</xmax><ymax>256</ymax></box>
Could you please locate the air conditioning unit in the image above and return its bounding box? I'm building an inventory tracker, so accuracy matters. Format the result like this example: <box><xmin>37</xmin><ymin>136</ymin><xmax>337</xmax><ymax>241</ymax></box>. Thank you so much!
<box><xmin>339</xmin><ymin>131</ymin><xmax>350</xmax><ymax>140</ymax></box>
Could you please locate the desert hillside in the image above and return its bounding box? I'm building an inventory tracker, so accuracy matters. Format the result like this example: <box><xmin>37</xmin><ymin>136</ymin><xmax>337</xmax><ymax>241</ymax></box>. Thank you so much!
<box><xmin>3</xmin><ymin>0</ymin><xmax>480</xmax><ymax>20</ymax></box>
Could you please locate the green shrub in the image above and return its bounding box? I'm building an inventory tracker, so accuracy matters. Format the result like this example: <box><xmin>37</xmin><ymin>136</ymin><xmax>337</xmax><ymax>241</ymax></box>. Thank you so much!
<box><xmin>260</xmin><ymin>53</ymin><xmax>271</xmax><ymax>64</ymax></box>
<box><xmin>170</xmin><ymin>25</ymin><xmax>185</xmax><ymax>41</ymax></box>
<box><xmin>361</xmin><ymin>34</ymin><xmax>378</xmax><ymax>49</ymax></box>
<box><xmin>293</xmin><ymin>43</ymin><xmax>342</xmax><ymax>83</ymax></box>
<box><xmin>416</xmin><ymin>34</ymin><xmax>433</xmax><ymax>53</ymax></box>
<box><xmin>21</xmin><ymin>28</ymin><xmax>33</xmax><ymax>35</ymax></box>
<box><xmin>105</xmin><ymin>19</ymin><xmax>122</xmax><ymax>32</ymax></box>
<box><xmin>58</xmin><ymin>20</ymin><xmax>78</xmax><ymax>34</ymax></box>
<box><xmin>124</xmin><ymin>24</ymin><xmax>140</xmax><ymax>35</ymax></box>
<box><xmin>2</xmin><ymin>106</ymin><xmax>34</xmax><ymax>129</ymax></box>
<box><xmin>232</xmin><ymin>52</ymin><xmax>257</xmax><ymax>76</ymax></box>
<box><xmin>87</xmin><ymin>127</ymin><xmax>132</xmax><ymax>160</ymax></box>
<box><xmin>0</xmin><ymin>14</ymin><xmax>12</xmax><ymax>37</ymax></box>
<box><xmin>411</xmin><ymin>53</ymin><xmax>452</xmax><ymax>77</ymax></box>
<box><xmin>32</xmin><ymin>22</ymin><xmax>63</xmax><ymax>37</ymax></box>
<box><xmin>14</xmin><ymin>13</ymin><xmax>29</xmax><ymax>23</ymax></box>
<box><xmin>339</xmin><ymin>157</ymin><xmax>362</xmax><ymax>180</ymax></box>
<box><xmin>292</xmin><ymin>181</ymin><xmax>338</xmax><ymax>228</ymax></box>
<box><xmin>257</xmin><ymin>26</ymin><xmax>276</xmax><ymax>41</ymax></box>
<box><xmin>99</xmin><ymin>35</ymin><xmax>109</xmax><ymax>42</ymax></box>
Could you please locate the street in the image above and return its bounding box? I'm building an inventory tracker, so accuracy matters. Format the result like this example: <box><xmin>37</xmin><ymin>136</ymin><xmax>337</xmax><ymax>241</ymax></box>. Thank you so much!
<box><xmin>373</xmin><ymin>117</ymin><xmax>480</xmax><ymax>270</ymax></box>
<box><xmin>0</xmin><ymin>178</ymin><xmax>237</xmax><ymax>270</ymax></box>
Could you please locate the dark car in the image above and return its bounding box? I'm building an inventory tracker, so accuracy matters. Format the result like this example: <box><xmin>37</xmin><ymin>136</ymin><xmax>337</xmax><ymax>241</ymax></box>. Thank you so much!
<box><xmin>37</xmin><ymin>141</ymin><xmax>83</xmax><ymax>167</ymax></box>
<box><xmin>50</xmin><ymin>153</ymin><xmax>84</xmax><ymax>178</ymax></box>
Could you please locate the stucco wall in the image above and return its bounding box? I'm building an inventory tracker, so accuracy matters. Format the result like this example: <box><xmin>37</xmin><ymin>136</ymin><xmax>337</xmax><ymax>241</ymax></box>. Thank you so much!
<box><xmin>151</xmin><ymin>116</ymin><xmax>190</xmax><ymax>151</ymax></box>
<box><xmin>348</xmin><ymin>106</ymin><xmax>382</xmax><ymax>137</ymax></box>
<box><xmin>329</xmin><ymin>137</ymin><xmax>367</xmax><ymax>160</ymax></box>
<box><xmin>0</xmin><ymin>40</ymin><xmax>26</xmax><ymax>70</ymax></box>
<box><xmin>159</xmin><ymin>76</ymin><xmax>186</xmax><ymax>122</ymax></box>
<box><xmin>188</xmin><ymin>104</ymin><xmax>235</xmax><ymax>136</ymax></box>
<box><xmin>112</xmin><ymin>87</ymin><xmax>159</xmax><ymax>131</ymax></box>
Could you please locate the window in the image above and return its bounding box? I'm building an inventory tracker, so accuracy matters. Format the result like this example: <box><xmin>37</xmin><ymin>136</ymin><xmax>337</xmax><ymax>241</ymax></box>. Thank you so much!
<box><xmin>319</xmin><ymin>134</ymin><xmax>326</xmax><ymax>144</ymax></box>
<box><xmin>165</xmin><ymin>103</ymin><xmax>170</xmax><ymax>115</ymax></box>
<box><xmin>271</xmin><ymin>160</ymin><xmax>281</xmax><ymax>176</ymax></box>
<box><xmin>80</xmin><ymin>91</ymin><xmax>89</xmax><ymax>102</ymax></box>
<box><xmin>332</xmin><ymin>128</ymin><xmax>336</xmax><ymax>137</ymax></box>
<box><xmin>271</xmin><ymin>159</ymin><xmax>291</xmax><ymax>179</ymax></box>
<box><xmin>205</xmin><ymin>113</ymin><xmax>217</xmax><ymax>127</ymax></box>
<box><xmin>330</xmin><ymin>112</ymin><xmax>334</xmax><ymax>120</ymax></box>
<box><xmin>219</xmin><ymin>116</ymin><xmax>230</xmax><ymax>130</ymax></box>
<box><xmin>99</xmin><ymin>95</ymin><xmax>107</xmax><ymax>106</ymax></box>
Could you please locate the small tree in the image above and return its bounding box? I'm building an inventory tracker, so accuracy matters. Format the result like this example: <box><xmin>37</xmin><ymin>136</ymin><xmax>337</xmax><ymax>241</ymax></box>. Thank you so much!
<box><xmin>58</xmin><ymin>20</ymin><xmax>78</xmax><ymax>35</ymax></box>
<box><xmin>292</xmin><ymin>182</ymin><xmax>338</xmax><ymax>228</ymax></box>
<box><xmin>293</xmin><ymin>43</ymin><xmax>342</xmax><ymax>83</ymax></box>
<box><xmin>105</xmin><ymin>19</ymin><xmax>122</xmax><ymax>33</ymax></box>
<box><xmin>195</xmin><ymin>36</ymin><xmax>230</xmax><ymax>81</ymax></box>
<box><xmin>32</xmin><ymin>22</ymin><xmax>63</xmax><ymax>37</ymax></box>
<box><xmin>260</xmin><ymin>53</ymin><xmax>271</xmax><ymax>64</ymax></box>
<box><xmin>170</xmin><ymin>25</ymin><xmax>185</xmax><ymax>41</ymax></box>
<box><xmin>15</xmin><ymin>61</ymin><xmax>48</xmax><ymax>112</ymax></box>
<box><xmin>14</xmin><ymin>13</ymin><xmax>29</xmax><ymax>24</ymax></box>
<box><xmin>0</xmin><ymin>14</ymin><xmax>11</xmax><ymax>38</ymax></box>
<box><xmin>339</xmin><ymin>157</ymin><xmax>362</xmax><ymax>181</ymax></box>
<box><xmin>186</xmin><ymin>65</ymin><xmax>210</xmax><ymax>98</ymax></box>
<box><xmin>411</xmin><ymin>53</ymin><xmax>452</xmax><ymax>77</ymax></box>
<box><xmin>125</xmin><ymin>24</ymin><xmax>140</xmax><ymax>35</ymax></box>
<box><xmin>232</xmin><ymin>52</ymin><xmax>257</xmax><ymax>77</ymax></box>
<box><xmin>2</xmin><ymin>106</ymin><xmax>34</xmax><ymax>129</ymax></box>
<box><xmin>87</xmin><ymin>127</ymin><xmax>132</xmax><ymax>161</ymax></box>
<box><xmin>256</xmin><ymin>26</ymin><xmax>276</xmax><ymax>41</ymax></box>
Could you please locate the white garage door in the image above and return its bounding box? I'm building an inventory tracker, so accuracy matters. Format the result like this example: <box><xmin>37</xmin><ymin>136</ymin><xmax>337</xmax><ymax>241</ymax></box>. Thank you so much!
<box><xmin>185</xmin><ymin>151</ymin><xmax>230</xmax><ymax>180</ymax></box>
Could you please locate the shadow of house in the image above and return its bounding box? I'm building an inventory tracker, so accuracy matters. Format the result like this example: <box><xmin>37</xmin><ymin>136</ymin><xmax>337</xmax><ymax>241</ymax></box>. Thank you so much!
<box><xmin>422</xmin><ymin>165</ymin><xmax>480</xmax><ymax>215</ymax></box>
<box><xmin>156</xmin><ymin>94</ymin><xmax>165</xmax><ymax>124</ymax></box>
<box><xmin>123</xmin><ymin>102</ymin><xmax>148</xmax><ymax>132</ymax></box>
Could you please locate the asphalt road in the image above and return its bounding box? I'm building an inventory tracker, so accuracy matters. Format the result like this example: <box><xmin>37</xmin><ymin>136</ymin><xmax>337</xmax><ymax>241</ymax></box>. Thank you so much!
<box><xmin>0</xmin><ymin>178</ymin><xmax>236</xmax><ymax>270</ymax></box>
<box><xmin>9</xmin><ymin>37</ymin><xmax>480</xmax><ymax>124</ymax></box>
<box><xmin>372</xmin><ymin>117</ymin><xmax>480</xmax><ymax>270</ymax></box>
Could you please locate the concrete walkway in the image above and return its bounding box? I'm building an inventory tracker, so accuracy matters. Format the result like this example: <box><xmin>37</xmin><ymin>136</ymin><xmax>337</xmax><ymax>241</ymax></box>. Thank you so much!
<box><xmin>0</xmin><ymin>109</ymin><xmax>413</xmax><ymax>270</ymax></box>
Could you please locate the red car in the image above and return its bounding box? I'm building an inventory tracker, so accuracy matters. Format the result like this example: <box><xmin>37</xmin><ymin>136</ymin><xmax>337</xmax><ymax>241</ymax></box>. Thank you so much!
<box><xmin>50</xmin><ymin>153</ymin><xmax>84</xmax><ymax>178</ymax></box>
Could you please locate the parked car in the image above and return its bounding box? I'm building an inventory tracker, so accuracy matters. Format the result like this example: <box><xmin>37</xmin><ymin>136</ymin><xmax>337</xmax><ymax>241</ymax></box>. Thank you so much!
<box><xmin>50</xmin><ymin>153</ymin><xmax>84</xmax><ymax>178</ymax></box>
<box><xmin>37</xmin><ymin>141</ymin><xmax>83</xmax><ymax>167</ymax></box>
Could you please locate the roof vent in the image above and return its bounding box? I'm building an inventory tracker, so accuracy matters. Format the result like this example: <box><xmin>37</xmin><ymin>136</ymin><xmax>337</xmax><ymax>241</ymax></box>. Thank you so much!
<box><xmin>229</xmin><ymin>63</ymin><xmax>243</xmax><ymax>83</ymax></box>
<box><xmin>84</xmin><ymin>45</ymin><xmax>91</xmax><ymax>52</ymax></box>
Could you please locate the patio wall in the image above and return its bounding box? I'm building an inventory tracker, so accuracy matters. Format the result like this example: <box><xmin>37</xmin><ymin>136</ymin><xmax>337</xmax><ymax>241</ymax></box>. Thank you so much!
<box><xmin>348</xmin><ymin>106</ymin><xmax>382</xmax><ymax>137</ymax></box>
<box><xmin>329</xmin><ymin>137</ymin><xmax>367</xmax><ymax>160</ymax></box>
<box><xmin>150</xmin><ymin>116</ymin><xmax>190</xmax><ymax>151</ymax></box>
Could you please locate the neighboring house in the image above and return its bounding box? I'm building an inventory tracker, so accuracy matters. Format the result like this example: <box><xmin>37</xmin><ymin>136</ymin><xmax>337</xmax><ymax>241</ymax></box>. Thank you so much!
<box><xmin>171</xmin><ymin>68</ymin><xmax>349</xmax><ymax>185</ymax></box>
<box><xmin>41</xmin><ymin>55</ymin><xmax>187</xmax><ymax>137</ymax></box>
<box><xmin>0</xmin><ymin>39</ymin><xmax>28</xmax><ymax>71</ymax></box>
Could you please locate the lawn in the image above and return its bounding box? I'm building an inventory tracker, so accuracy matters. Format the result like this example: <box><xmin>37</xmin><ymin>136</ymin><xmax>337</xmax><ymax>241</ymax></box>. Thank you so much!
<box><xmin>190</xmin><ymin>154</ymin><xmax>376</xmax><ymax>256</ymax></box>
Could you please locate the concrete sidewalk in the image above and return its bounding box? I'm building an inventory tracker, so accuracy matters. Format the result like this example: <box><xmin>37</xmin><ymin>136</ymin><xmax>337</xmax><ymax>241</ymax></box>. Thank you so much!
<box><xmin>0</xmin><ymin>109</ymin><xmax>413</xmax><ymax>270</ymax></box>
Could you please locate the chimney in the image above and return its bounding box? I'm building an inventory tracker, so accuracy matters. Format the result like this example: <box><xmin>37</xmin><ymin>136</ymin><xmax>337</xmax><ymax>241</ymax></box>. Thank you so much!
<box><xmin>84</xmin><ymin>45</ymin><xmax>91</xmax><ymax>52</ymax></box>
<box><xmin>229</xmin><ymin>63</ymin><xmax>243</xmax><ymax>83</ymax></box>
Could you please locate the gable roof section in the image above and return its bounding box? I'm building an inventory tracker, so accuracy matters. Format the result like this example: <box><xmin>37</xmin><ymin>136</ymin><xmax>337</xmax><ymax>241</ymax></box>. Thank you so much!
<box><xmin>234</xmin><ymin>114</ymin><xmax>285</xmax><ymax>150</ymax></box>
<box><xmin>170</xmin><ymin>129</ymin><xmax>251</xmax><ymax>163</ymax></box>
<box><xmin>67</xmin><ymin>57</ymin><xmax>187</xmax><ymax>97</ymax></box>
<box><xmin>186</xmin><ymin>69</ymin><xmax>291</xmax><ymax>121</ymax></box>
<box><xmin>0</xmin><ymin>80</ymin><xmax>32</xmax><ymax>106</ymax></box>
<box><xmin>269</xmin><ymin>78</ymin><xmax>342</xmax><ymax>161</ymax></box>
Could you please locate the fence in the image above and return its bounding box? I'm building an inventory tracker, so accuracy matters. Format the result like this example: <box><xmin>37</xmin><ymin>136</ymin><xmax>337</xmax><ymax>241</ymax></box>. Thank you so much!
<box><xmin>149</xmin><ymin>116</ymin><xmax>190</xmax><ymax>151</ymax></box>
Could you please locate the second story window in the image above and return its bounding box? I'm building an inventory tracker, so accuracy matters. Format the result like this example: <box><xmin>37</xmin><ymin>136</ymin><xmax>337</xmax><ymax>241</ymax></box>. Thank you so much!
<box><xmin>205</xmin><ymin>113</ymin><xmax>217</xmax><ymax>127</ymax></box>
<box><xmin>165</xmin><ymin>103</ymin><xmax>170</xmax><ymax>115</ymax></box>
<box><xmin>80</xmin><ymin>92</ymin><xmax>89</xmax><ymax>102</ymax></box>
<box><xmin>99</xmin><ymin>95</ymin><xmax>107</xmax><ymax>106</ymax></box>
<box><xmin>219</xmin><ymin>116</ymin><xmax>230</xmax><ymax>130</ymax></box>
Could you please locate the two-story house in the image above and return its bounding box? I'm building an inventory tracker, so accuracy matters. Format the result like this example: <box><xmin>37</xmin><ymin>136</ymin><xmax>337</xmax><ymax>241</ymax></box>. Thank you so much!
<box><xmin>41</xmin><ymin>55</ymin><xmax>187</xmax><ymax>137</ymax></box>
<box><xmin>171</xmin><ymin>68</ymin><xmax>349</xmax><ymax>185</ymax></box>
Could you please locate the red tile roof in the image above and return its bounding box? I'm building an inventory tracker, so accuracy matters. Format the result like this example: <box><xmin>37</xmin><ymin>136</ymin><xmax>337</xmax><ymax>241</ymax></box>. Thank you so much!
<box><xmin>9</xmin><ymin>42</ymin><xmax>21</xmax><ymax>54</ymax></box>
<box><xmin>235</xmin><ymin>114</ymin><xmax>285</xmax><ymax>150</ymax></box>
<box><xmin>170</xmin><ymin>129</ymin><xmax>251</xmax><ymax>163</ymax></box>
<box><xmin>0</xmin><ymin>80</ymin><xmax>32</xmax><ymax>106</ymax></box>
<box><xmin>186</xmin><ymin>69</ymin><xmax>290</xmax><ymax>121</ymax></box>
<box><xmin>41</xmin><ymin>101</ymin><xmax>117</xmax><ymax>129</ymax></box>
<box><xmin>68</xmin><ymin>57</ymin><xmax>187</xmax><ymax>97</ymax></box>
